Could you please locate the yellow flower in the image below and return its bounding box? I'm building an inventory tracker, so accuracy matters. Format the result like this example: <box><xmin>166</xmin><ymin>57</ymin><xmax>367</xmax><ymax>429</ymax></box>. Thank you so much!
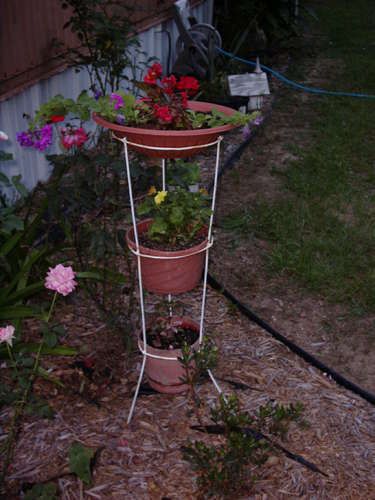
<box><xmin>199</xmin><ymin>188</ymin><xmax>209</xmax><ymax>195</ymax></box>
<box><xmin>154</xmin><ymin>190</ymin><xmax>168</xmax><ymax>205</ymax></box>
<box><xmin>148</xmin><ymin>185</ymin><xmax>157</xmax><ymax>196</ymax></box>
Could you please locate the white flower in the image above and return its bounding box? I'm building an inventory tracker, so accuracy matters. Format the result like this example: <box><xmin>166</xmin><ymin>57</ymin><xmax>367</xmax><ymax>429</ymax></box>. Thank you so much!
<box><xmin>0</xmin><ymin>325</ymin><xmax>15</xmax><ymax>346</ymax></box>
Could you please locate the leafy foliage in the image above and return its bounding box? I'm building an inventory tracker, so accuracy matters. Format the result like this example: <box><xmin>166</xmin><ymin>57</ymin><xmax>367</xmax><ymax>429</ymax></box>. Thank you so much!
<box><xmin>183</xmin><ymin>395</ymin><xmax>305</xmax><ymax>497</ymax></box>
<box><xmin>183</xmin><ymin>395</ymin><xmax>269</xmax><ymax>497</ymax></box>
<box><xmin>138</xmin><ymin>187</ymin><xmax>211</xmax><ymax>246</ymax></box>
<box><xmin>68</xmin><ymin>442</ymin><xmax>96</xmax><ymax>485</ymax></box>
<box><xmin>24</xmin><ymin>482</ymin><xmax>58</xmax><ymax>500</ymax></box>
<box><xmin>58</xmin><ymin>0</ymin><xmax>145</xmax><ymax>93</ymax></box>
<box><xmin>166</xmin><ymin>159</ymin><xmax>201</xmax><ymax>189</ymax></box>
<box><xmin>187</xmin><ymin>107</ymin><xmax>255</xmax><ymax>129</ymax></box>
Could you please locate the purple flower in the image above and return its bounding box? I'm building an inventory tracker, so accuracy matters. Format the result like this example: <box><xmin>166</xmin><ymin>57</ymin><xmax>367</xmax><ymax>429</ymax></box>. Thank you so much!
<box><xmin>93</xmin><ymin>88</ymin><xmax>103</xmax><ymax>100</ymax></box>
<box><xmin>115</xmin><ymin>114</ymin><xmax>125</xmax><ymax>124</ymax></box>
<box><xmin>242</xmin><ymin>124</ymin><xmax>251</xmax><ymax>140</ymax></box>
<box><xmin>17</xmin><ymin>125</ymin><xmax>53</xmax><ymax>151</ymax></box>
<box><xmin>253</xmin><ymin>115</ymin><xmax>264</xmax><ymax>126</ymax></box>
<box><xmin>33</xmin><ymin>124</ymin><xmax>53</xmax><ymax>151</ymax></box>
<box><xmin>110</xmin><ymin>93</ymin><xmax>124</xmax><ymax>110</ymax></box>
<box><xmin>17</xmin><ymin>130</ymin><xmax>34</xmax><ymax>147</ymax></box>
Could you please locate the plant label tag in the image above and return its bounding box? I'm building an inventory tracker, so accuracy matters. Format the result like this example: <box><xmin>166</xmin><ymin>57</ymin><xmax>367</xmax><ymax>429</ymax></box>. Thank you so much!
<box><xmin>228</xmin><ymin>73</ymin><xmax>270</xmax><ymax>97</ymax></box>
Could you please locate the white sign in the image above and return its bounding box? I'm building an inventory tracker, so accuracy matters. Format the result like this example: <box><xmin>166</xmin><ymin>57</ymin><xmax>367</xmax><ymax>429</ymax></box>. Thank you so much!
<box><xmin>228</xmin><ymin>73</ymin><xmax>270</xmax><ymax>97</ymax></box>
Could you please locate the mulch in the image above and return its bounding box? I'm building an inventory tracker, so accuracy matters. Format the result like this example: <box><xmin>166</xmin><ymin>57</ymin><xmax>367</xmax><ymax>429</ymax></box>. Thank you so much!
<box><xmin>1</xmin><ymin>282</ymin><xmax>374</xmax><ymax>498</ymax></box>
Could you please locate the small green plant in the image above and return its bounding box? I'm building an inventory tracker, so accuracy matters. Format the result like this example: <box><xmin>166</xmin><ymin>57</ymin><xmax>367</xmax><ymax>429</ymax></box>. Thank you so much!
<box><xmin>256</xmin><ymin>400</ymin><xmax>304</xmax><ymax>439</ymax></box>
<box><xmin>183</xmin><ymin>395</ymin><xmax>269</xmax><ymax>497</ymax></box>
<box><xmin>183</xmin><ymin>395</ymin><xmax>306</xmax><ymax>498</ymax></box>
<box><xmin>137</xmin><ymin>187</ymin><xmax>211</xmax><ymax>246</ymax></box>
<box><xmin>180</xmin><ymin>337</ymin><xmax>219</xmax><ymax>412</ymax></box>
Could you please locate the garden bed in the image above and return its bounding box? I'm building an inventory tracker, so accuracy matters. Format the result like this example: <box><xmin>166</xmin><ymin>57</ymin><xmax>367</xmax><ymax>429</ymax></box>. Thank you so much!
<box><xmin>1</xmin><ymin>284</ymin><xmax>374</xmax><ymax>498</ymax></box>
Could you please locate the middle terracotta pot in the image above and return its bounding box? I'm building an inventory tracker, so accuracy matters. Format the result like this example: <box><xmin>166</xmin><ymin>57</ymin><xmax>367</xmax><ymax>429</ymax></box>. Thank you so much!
<box><xmin>126</xmin><ymin>219</ymin><xmax>208</xmax><ymax>294</ymax></box>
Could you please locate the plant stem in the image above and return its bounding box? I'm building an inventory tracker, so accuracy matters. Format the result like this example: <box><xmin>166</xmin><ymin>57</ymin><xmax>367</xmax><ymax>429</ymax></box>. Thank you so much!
<box><xmin>0</xmin><ymin>339</ymin><xmax>45</xmax><ymax>492</ymax></box>
<box><xmin>46</xmin><ymin>291</ymin><xmax>58</xmax><ymax>323</ymax></box>
<box><xmin>6</xmin><ymin>344</ymin><xmax>19</xmax><ymax>378</ymax></box>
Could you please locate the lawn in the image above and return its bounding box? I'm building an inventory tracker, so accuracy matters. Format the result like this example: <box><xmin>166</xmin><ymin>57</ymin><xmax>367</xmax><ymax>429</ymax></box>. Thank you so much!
<box><xmin>220</xmin><ymin>0</ymin><xmax>375</xmax><ymax>313</ymax></box>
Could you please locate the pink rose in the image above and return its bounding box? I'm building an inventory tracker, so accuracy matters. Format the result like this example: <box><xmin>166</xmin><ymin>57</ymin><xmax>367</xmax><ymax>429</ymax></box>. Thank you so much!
<box><xmin>45</xmin><ymin>264</ymin><xmax>77</xmax><ymax>296</ymax></box>
<box><xmin>0</xmin><ymin>325</ymin><xmax>15</xmax><ymax>346</ymax></box>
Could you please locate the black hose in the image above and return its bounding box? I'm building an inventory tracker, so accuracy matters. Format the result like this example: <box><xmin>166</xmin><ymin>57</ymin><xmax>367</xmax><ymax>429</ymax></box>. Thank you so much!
<box><xmin>208</xmin><ymin>274</ymin><xmax>375</xmax><ymax>406</ymax></box>
<box><xmin>208</xmin><ymin>122</ymin><xmax>375</xmax><ymax>407</ymax></box>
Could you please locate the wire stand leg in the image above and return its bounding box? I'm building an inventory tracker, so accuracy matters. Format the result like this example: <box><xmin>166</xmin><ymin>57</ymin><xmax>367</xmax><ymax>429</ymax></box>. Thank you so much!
<box><xmin>127</xmin><ymin>355</ymin><xmax>147</xmax><ymax>424</ymax></box>
<box><xmin>199</xmin><ymin>138</ymin><xmax>222</xmax><ymax>343</ymax></box>
<box><xmin>162</xmin><ymin>159</ymin><xmax>166</xmax><ymax>191</ymax></box>
<box><xmin>122</xmin><ymin>138</ymin><xmax>148</xmax><ymax>423</ymax></box>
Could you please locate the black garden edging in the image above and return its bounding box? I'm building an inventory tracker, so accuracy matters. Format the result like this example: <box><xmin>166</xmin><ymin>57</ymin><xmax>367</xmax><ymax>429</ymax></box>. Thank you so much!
<box><xmin>208</xmin><ymin>273</ymin><xmax>375</xmax><ymax>406</ymax></box>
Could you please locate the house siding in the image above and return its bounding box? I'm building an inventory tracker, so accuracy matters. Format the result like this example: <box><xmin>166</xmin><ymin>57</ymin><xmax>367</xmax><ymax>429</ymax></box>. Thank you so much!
<box><xmin>0</xmin><ymin>0</ymin><xmax>213</xmax><ymax>191</ymax></box>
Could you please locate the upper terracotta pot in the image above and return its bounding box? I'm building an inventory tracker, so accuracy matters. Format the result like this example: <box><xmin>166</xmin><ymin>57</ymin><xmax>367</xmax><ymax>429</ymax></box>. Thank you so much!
<box><xmin>92</xmin><ymin>101</ymin><xmax>237</xmax><ymax>159</ymax></box>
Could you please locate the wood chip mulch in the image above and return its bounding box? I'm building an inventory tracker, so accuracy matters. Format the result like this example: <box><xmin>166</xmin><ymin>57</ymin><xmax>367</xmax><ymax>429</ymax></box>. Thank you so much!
<box><xmin>1</xmin><ymin>282</ymin><xmax>375</xmax><ymax>499</ymax></box>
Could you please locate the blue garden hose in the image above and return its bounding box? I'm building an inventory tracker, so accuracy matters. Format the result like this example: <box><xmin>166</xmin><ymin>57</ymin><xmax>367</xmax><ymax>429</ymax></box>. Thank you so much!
<box><xmin>217</xmin><ymin>47</ymin><xmax>375</xmax><ymax>99</ymax></box>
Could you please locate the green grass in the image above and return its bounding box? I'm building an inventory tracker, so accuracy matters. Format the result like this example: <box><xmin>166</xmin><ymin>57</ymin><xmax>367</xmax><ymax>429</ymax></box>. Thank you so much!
<box><xmin>221</xmin><ymin>0</ymin><xmax>375</xmax><ymax>312</ymax></box>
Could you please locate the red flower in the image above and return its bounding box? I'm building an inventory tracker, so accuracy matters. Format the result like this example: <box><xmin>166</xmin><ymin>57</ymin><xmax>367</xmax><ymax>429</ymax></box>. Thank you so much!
<box><xmin>154</xmin><ymin>105</ymin><xmax>173</xmax><ymax>124</ymax></box>
<box><xmin>49</xmin><ymin>115</ymin><xmax>65</xmax><ymax>123</ymax></box>
<box><xmin>176</xmin><ymin>76</ymin><xmax>200</xmax><ymax>96</ymax></box>
<box><xmin>179</xmin><ymin>91</ymin><xmax>188</xmax><ymax>109</ymax></box>
<box><xmin>161</xmin><ymin>75</ymin><xmax>177</xmax><ymax>95</ymax></box>
<box><xmin>144</xmin><ymin>63</ymin><xmax>163</xmax><ymax>84</ymax></box>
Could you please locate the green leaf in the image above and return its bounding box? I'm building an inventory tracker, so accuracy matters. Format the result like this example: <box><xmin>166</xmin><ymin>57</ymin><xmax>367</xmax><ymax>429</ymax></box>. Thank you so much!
<box><xmin>24</xmin><ymin>482</ymin><xmax>58</xmax><ymax>500</ymax></box>
<box><xmin>0</xmin><ymin>281</ymin><xmax>44</xmax><ymax>305</ymax></box>
<box><xmin>76</xmin><ymin>270</ymin><xmax>105</xmax><ymax>280</ymax></box>
<box><xmin>37</xmin><ymin>366</ymin><xmax>65</xmax><ymax>388</ymax></box>
<box><xmin>0</xmin><ymin>230</ymin><xmax>23</xmax><ymax>257</ymax></box>
<box><xmin>0</xmin><ymin>171</ymin><xmax>11</xmax><ymax>185</ymax></box>
<box><xmin>0</xmin><ymin>305</ymin><xmax>40</xmax><ymax>320</ymax></box>
<box><xmin>149</xmin><ymin>218</ymin><xmax>168</xmax><ymax>237</ymax></box>
<box><xmin>1</xmin><ymin>214</ymin><xmax>24</xmax><ymax>233</ymax></box>
<box><xmin>11</xmin><ymin>175</ymin><xmax>28</xmax><ymax>198</ymax></box>
<box><xmin>43</xmin><ymin>329</ymin><xmax>58</xmax><ymax>348</ymax></box>
<box><xmin>0</xmin><ymin>343</ymin><xmax>77</xmax><ymax>359</ymax></box>
<box><xmin>25</xmin><ymin>398</ymin><xmax>55</xmax><ymax>419</ymax></box>
<box><xmin>170</xmin><ymin>206</ymin><xmax>184</xmax><ymax>226</ymax></box>
<box><xmin>68</xmin><ymin>442</ymin><xmax>95</xmax><ymax>485</ymax></box>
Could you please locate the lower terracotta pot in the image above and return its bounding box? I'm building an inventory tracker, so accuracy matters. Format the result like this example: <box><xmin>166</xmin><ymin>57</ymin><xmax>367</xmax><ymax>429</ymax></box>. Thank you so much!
<box><xmin>139</xmin><ymin>317</ymin><xmax>199</xmax><ymax>394</ymax></box>
<box><xmin>126</xmin><ymin>219</ymin><xmax>208</xmax><ymax>294</ymax></box>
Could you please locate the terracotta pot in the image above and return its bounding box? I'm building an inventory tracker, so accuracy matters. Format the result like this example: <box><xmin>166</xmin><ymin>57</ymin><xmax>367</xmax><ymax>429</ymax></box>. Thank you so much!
<box><xmin>126</xmin><ymin>219</ymin><xmax>208</xmax><ymax>295</ymax></box>
<box><xmin>92</xmin><ymin>101</ymin><xmax>237</xmax><ymax>159</ymax></box>
<box><xmin>139</xmin><ymin>316</ymin><xmax>199</xmax><ymax>394</ymax></box>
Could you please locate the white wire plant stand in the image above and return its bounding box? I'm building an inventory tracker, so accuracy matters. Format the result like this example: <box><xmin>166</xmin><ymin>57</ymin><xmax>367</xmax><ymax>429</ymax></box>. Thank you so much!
<box><xmin>118</xmin><ymin>135</ymin><xmax>225</xmax><ymax>423</ymax></box>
